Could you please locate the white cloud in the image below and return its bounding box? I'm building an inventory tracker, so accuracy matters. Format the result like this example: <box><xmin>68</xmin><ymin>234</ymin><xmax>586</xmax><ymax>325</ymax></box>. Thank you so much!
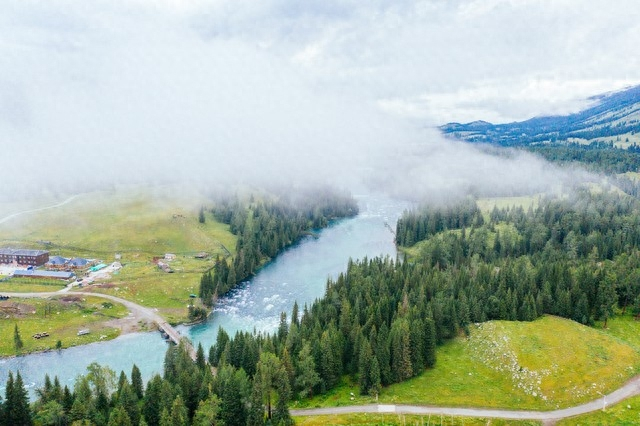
<box><xmin>0</xmin><ymin>0</ymin><xmax>637</xmax><ymax>202</ymax></box>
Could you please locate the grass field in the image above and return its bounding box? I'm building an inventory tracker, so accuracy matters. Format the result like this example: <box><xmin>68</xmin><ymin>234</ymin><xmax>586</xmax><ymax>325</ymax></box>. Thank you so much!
<box><xmin>297</xmin><ymin>316</ymin><xmax>640</xmax><ymax>411</ymax></box>
<box><xmin>85</xmin><ymin>259</ymin><xmax>206</xmax><ymax>323</ymax></box>
<box><xmin>0</xmin><ymin>295</ymin><xmax>128</xmax><ymax>356</ymax></box>
<box><xmin>0</xmin><ymin>186</ymin><xmax>237</xmax><ymax>322</ymax></box>
<box><xmin>0</xmin><ymin>277</ymin><xmax>67</xmax><ymax>293</ymax></box>
<box><xmin>477</xmin><ymin>195</ymin><xmax>541</xmax><ymax>216</ymax></box>
<box><xmin>0</xmin><ymin>187</ymin><xmax>236</xmax><ymax>257</ymax></box>
<box><xmin>557</xmin><ymin>394</ymin><xmax>640</xmax><ymax>425</ymax></box>
<box><xmin>294</xmin><ymin>413</ymin><xmax>540</xmax><ymax>425</ymax></box>
<box><xmin>600</xmin><ymin>313</ymin><xmax>640</xmax><ymax>351</ymax></box>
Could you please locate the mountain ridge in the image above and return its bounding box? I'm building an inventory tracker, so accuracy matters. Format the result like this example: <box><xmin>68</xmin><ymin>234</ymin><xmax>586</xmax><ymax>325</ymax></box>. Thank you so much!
<box><xmin>440</xmin><ymin>84</ymin><xmax>640</xmax><ymax>147</ymax></box>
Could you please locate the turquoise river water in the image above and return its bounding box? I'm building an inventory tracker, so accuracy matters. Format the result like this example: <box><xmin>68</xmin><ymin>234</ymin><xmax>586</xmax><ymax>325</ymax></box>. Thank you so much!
<box><xmin>0</xmin><ymin>194</ymin><xmax>410</xmax><ymax>398</ymax></box>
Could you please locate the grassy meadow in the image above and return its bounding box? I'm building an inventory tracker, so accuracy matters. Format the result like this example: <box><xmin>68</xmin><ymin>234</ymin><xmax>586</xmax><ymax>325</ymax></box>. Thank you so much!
<box><xmin>476</xmin><ymin>194</ymin><xmax>541</xmax><ymax>217</ymax></box>
<box><xmin>297</xmin><ymin>316</ymin><xmax>640</xmax><ymax>411</ymax></box>
<box><xmin>0</xmin><ymin>295</ymin><xmax>128</xmax><ymax>356</ymax></box>
<box><xmin>0</xmin><ymin>186</ymin><xmax>237</xmax><ymax>322</ymax></box>
<box><xmin>0</xmin><ymin>277</ymin><xmax>67</xmax><ymax>293</ymax></box>
<box><xmin>294</xmin><ymin>413</ymin><xmax>540</xmax><ymax>425</ymax></box>
<box><xmin>557</xmin><ymin>394</ymin><xmax>640</xmax><ymax>425</ymax></box>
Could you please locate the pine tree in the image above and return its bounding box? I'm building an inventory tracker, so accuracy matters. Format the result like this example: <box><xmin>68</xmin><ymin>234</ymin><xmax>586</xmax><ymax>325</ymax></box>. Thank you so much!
<box><xmin>143</xmin><ymin>375</ymin><xmax>163</xmax><ymax>426</ymax></box>
<box><xmin>117</xmin><ymin>370</ymin><xmax>128</xmax><ymax>396</ymax></box>
<box><xmin>13</xmin><ymin>324</ymin><xmax>23</xmax><ymax>352</ymax></box>
<box><xmin>131</xmin><ymin>364</ymin><xmax>144</xmax><ymax>400</ymax></box>
<box><xmin>295</xmin><ymin>342</ymin><xmax>320</xmax><ymax>399</ymax></box>
<box><xmin>280</xmin><ymin>347</ymin><xmax>295</xmax><ymax>391</ymax></box>
<box><xmin>369</xmin><ymin>356</ymin><xmax>382</xmax><ymax>399</ymax></box>
<box><xmin>158</xmin><ymin>408</ymin><xmax>171</xmax><ymax>426</ymax></box>
<box><xmin>7</xmin><ymin>372</ymin><xmax>33</xmax><ymax>426</ymax></box>
<box><xmin>218</xmin><ymin>366</ymin><xmax>249</xmax><ymax>426</ymax></box>
<box><xmin>62</xmin><ymin>385</ymin><xmax>74</xmax><ymax>413</ymax></box>
<box><xmin>108</xmin><ymin>405</ymin><xmax>132</xmax><ymax>426</ymax></box>
<box><xmin>409</xmin><ymin>318</ymin><xmax>424</xmax><ymax>375</ymax></box>
<box><xmin>247</xmin><ymin>382</ymin><xmax>265</xmax><ymax>426</ymax></box>
<box><xmin>116</xmin><ymin>381</ymin><xmax>140</xmax><ymax>426</ymax></box>
<box><xmin>424</xmin><ymin>318</ymin><xmax>437</xmax><ymax>368</ymax></box>
<box><xmin>168</xmin><ymin>395</ymin><xmax>188</xmax><ymax>426</ymax></box>
<box><xmin>33</xmin><ymin>401</ymin><xmax>66</xmax><ymax>426</ymax></box>
<box><xmin>272</xmin><ymin>367</ymin><xmax>292</xmax><ymax>426</ymax></box>
<box><xmin>192</xmin><ymin>395</ymin><xmax>221</xmax><ymax>426</ymax></box>
<box><xmin>254</xmin><ymin>353</ymin><xmax>280</xmax><ymax>420</ymax></box>
<box><xmin>291</xmin><ymin>301</ymin><xmax>300</xmax><ymax>327</ymax></box>
<box><xmin>3</xmin><ymin>371</ymin><xmax>15</xmax><ymax>426</ymax></box>
<box><xmin>598</xmin><ymin>272</ymin><xmax>618</xmax><ymax>328</ymax></box>
<box><xmin>390</xmin><ymin>319</ymin><xmax>412</xmax><ymax>382</ymax></box>
<box><xmin>375</xmin><ymin>322</ymin><xmax>392</xmax><ymax>386</ymax></box>
<box><xmin>319</xmin><ymin>330</ymin><xmax>340</xmax><ymax>390</ymax></box>
<box><xmin>35</xmin><ymin>374</ymin><xmax>53</xmax><ymax>404</ymax></box>
<box><xmin>196</xmin><ymin>343</ymin><xmax>206</xmax><ymax>371</ymax></box>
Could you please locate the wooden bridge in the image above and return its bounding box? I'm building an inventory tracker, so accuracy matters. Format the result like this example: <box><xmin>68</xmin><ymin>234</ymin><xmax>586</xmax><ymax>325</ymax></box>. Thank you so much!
<box><xmin>158</xmin><ymin>321</ymin><xmax>197</xmax><ymax>361</ymax></box>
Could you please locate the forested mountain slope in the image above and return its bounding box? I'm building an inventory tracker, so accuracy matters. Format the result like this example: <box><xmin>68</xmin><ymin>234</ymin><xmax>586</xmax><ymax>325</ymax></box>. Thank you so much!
<box><xmin>441</xmin><ymin>85</ymin><xmax>640</xmax><ymax>146</ymax></box>
<box><xmin>440</xmin><ymin>85</ymin><xmax>640</xmax><ymax>173</ymax></box>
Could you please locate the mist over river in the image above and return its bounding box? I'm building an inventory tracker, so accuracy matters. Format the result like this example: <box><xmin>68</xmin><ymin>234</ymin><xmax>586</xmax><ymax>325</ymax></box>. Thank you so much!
<box><xmin>0</xmin><ymin>194</ymin><xmax>410</xmax><ymax>398</ymax></box>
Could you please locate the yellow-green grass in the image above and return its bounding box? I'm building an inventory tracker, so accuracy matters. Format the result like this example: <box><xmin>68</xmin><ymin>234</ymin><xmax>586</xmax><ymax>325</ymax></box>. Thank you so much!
<box><xmin>293</xmin><ymin>376</ymin><xmax>375</xmax><ymax>409</ymax></box>
<box><xmin>0</xmin><ymin>194</ymin><xmax>70</xmax><ymax>221</ymax></box>
<box><xmin>401</xmin><ymin>222</ymin><xmax>520</xmax><ymax>258</ymax></box>
<box><xmin>294</xmin><ymin>413</ymin><xmax>540</xmax><ymax>425</ymax></box>
<box><xmin>85</xmin><ymin>261</ymin><xmax>203</xmax><ymax>323</ymax></box>
<box><xmin>0</xmin><ymin>188</ymin><xmax>236</xmax><ymax>257</ymax></box>
<box><xmin>619</xmin><ymin>171</ymin><xmax>640</xmax><ymax>182</ymax></box>
<box><xmin>299</xmin><ymin>316</ymin><xmax>640</xmax><ymax>411</ymax></box>
<box><xmin>557</xmin><ymin>394</ymin><xmax>640</xmax><ymax>425</ymax></box>
<box><xmin>600</xmin><ymin>313</ymin><xmax>640</xmax><ymax>351</ymax></box>
<box><xmin>0</xmin><ymin>296</ymin><xmax>128</xmax><ymax>356</ymax></box>
<box><xmin>0</xmin><ymin>278</ymin><xmax>67</xmax><ymax>293</ymax></box>
<box><xmin>477</xmin><ymin>195</ymin><xmax>541</xmax><ymax>216</ymax></box>
<box><xmin>0</xmin><ymin>187</ymin><xmax>237</xmax><ymax>320</ymax></box>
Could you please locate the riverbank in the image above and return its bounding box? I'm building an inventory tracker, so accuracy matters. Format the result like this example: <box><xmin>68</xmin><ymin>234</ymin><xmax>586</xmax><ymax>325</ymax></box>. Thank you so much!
<box><xmin>0</xmin><ymin>290</ymin><xmax>176</xmax><ymax>358</ymax></box>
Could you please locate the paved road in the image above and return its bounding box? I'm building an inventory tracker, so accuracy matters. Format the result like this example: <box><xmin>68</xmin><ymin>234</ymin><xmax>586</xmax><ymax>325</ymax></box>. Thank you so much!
<box><xmin>291</xmin><ymin>375</ymin><xmax>640</xmax><ymax>423</ymax></box>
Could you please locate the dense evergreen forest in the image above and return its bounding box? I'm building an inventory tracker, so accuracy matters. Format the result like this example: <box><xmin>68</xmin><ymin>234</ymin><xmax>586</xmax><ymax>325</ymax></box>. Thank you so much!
<box><xmin>6</xmin><ymin>188</ymin><xmax>640</xmax><ymax>425</ymax></box>
<box><xmin>0</xmin><ymin>341</ymin><xmax>293</xmax><ymax>426</ymax></box>
<box><xmin>525</xmin><ymin>142</ymin><xmax>640</xmax><ymax>174</ymax></box>
<box><xmin>208</xmin><ymin>188</ymin><xmax>640</xmax><ymax>404</ymax></box>
<box><xmin>199</xmin><ymin>189</ymin><xmax>358</xmax><ymax>305</ymax></box>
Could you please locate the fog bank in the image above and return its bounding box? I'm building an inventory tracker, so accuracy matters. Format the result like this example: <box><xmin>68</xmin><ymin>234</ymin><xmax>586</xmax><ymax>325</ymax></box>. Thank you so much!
<box><xmin>1</xmin><ymin>1</ymin><xmax>633</xmax><ymax>203</ymax></box>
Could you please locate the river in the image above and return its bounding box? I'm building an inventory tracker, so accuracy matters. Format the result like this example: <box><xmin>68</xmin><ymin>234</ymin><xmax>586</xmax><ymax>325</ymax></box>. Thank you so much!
<box><xmin>0</xmin><ymin>194</ymin><xmax>409</xmax><ymax>398</ymax></box>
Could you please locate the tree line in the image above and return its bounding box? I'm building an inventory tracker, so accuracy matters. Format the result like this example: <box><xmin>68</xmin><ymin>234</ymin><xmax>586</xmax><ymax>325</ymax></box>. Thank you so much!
<box><xmin>205</xmin><ymin>188</ymin><xmax>640</xmax><ymax>404</ymax></box>
<box><xmin>396</xmin><ymin>189</ymin><xmax>640</xmax><ymax>326</ymax></box>
<box><xmin>525</xmin><ymin>143</ymin><xmax>640</xmax><ymax>174</ymax></box>
<box><xmin>7</xmin><ymin>188</ymin><xmax>640</xmax><ymax>425</ymax></box>
<box><xmin>200</xmin><ymin>189</ymin><xmax>358</xmax><ymax>305</ymax></box>
<box><xmin>1</xmin><ymin>340</ymin><xmax>295</xmax><ymax>426</ymax></box>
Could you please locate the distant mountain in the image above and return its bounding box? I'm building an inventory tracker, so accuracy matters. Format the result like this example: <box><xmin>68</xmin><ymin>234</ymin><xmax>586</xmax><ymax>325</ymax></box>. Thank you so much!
<box><xmin>440</xmin><ymin>85</ymin><xmax>640</xmax><ymax>148</ymax></box>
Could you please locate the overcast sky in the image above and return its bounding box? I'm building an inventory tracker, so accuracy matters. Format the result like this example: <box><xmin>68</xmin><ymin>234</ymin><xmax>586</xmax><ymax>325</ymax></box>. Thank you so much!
<box><xmin>1</xmin><ymin>0</ymin><xmax>638</xmax><ymax>201</ymax></box>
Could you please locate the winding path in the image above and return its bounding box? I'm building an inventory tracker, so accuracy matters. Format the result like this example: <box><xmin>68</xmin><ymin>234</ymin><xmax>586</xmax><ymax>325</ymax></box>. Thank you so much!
<box><xmin>5</xmin><ymin>290</ymin><xmax>640</xmax><ymax>422</ymax></box>
<box><xmin>0</xmin><ymin>195</ymin><xmax>81</xmax><ymax>225</ymax></box>
<box><xmin>3</xmin><ymin>290</ymin><xmax>197</xmax><ymax>360</ymax></box>
<box><xmin>291</xmin><ymin>375</ymin><xmax>640</xmax><ymax>423</ymax></box>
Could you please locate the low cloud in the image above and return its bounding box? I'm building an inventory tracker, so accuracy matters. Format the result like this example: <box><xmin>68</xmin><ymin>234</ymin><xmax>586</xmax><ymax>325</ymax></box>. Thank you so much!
<box><xmin>0</xmin><ymin>1</ymin><xmax>633</xmax><ymax>203</ymax></box>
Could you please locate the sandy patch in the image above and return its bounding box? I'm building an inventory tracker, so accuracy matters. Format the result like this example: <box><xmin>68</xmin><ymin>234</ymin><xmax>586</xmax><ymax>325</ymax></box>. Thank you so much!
<box><xmin>103</xmin><ymin>311</ymin><xmax>156</xmax><ymax>335</ymax></box>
